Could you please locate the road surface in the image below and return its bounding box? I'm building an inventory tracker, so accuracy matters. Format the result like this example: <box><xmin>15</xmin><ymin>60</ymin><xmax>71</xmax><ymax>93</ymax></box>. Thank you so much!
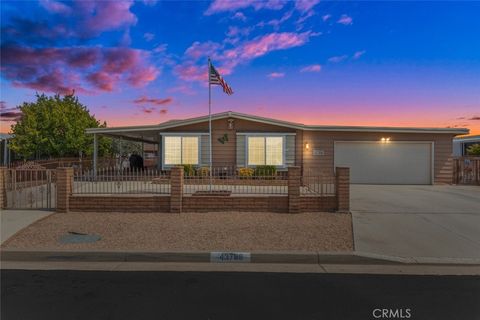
<box><xmin>2</xmin><ymin>270</ymin><xmax>479</xmax><ymax>320</ymax></box>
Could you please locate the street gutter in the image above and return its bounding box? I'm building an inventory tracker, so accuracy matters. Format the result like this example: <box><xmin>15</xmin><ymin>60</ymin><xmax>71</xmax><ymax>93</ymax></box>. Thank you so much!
<box><xmin>2</xmin><ymin>249</ymin><xmax>480</xmax><ymax>266</ymax></box>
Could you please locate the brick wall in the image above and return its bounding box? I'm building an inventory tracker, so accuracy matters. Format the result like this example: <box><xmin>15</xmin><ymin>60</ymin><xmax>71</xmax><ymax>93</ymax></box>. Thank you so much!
<box><xmin>59</xmin><ymin>166</ymin><xmax>348</xmax><ymax>213</ymax></box>
<box><xmin>69</xmin><ymin>195</ymin><xmax>170</xmax><ymax>212</ymax></box>
<box><xmin>182</xmin><ymin>195</ymin><xmax>337</xmax><ymax>213</ymax></box>
<box><xmin>335</xmin><ymin>167</ymin><xmax>350</xmax><ymax>212</ymax></box>
<box><xmin>56</xmin><ymin>167</ymin><xmax>73</xmax><ymax>213</ymax></box>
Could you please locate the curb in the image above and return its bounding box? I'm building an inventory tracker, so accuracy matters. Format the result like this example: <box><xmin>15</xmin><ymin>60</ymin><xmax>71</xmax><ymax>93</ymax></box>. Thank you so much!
<box><xmin>2</xmin><ymin>249</ymin><xmax>480</xmax><ymax>266</ymax></box>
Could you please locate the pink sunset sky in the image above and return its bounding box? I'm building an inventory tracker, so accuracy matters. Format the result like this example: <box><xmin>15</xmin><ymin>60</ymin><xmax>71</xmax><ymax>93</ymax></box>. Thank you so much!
<box><xmin>1</xmin><ymin>0</ymin><xmax>479</xmax><ymax>135</ymax></box>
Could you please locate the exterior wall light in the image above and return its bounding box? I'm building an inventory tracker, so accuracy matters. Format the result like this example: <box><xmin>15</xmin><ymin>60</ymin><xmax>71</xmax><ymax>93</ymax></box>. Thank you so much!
<box><xmin>305</xmin><ymin>143</ymin><xmax>310</xmax><ymax>150</ymax></box>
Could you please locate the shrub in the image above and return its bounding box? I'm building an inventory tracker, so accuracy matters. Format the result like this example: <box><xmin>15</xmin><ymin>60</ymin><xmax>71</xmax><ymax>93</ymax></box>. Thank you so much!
<box><xmin>254</xmin><ymin>165</ymin><xmax>277</xmax><ymax>177</ymax></box>
<box><xmin>196</xmin><ymin>166</ymin><xmax>210</xmax><ymax>176</ymax></box>
<box><xmin>238</xmin><ymin>167</ymin><xmax>254</xmax><ymax>178</ymax></box>
<box><xmin>466</xmin><ymin>144</ymin><xmax>480</xmax><ymax>156</ymax></box>
<box><xmin>182</xmin><ymin>164</ymin><xmax>195</xmax><ymax>176</ymax></box>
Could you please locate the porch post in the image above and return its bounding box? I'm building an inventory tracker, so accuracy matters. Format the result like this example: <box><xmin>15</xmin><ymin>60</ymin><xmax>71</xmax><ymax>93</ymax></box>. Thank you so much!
<box><xmin>157</xmin><ymin>137</ymin><xmax>162</xmax><ymax>170</ymax></box>
<box><xmin>93</xmin><ymin>133</ymin><xmax>98</xmax><ymax>178</ymax></box>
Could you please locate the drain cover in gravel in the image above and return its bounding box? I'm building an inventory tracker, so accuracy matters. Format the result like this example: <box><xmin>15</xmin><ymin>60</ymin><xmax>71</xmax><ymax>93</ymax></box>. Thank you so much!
<box><xmin>59</xmin><ymin>231</ymin><xmax>101</xmax><ymax>244</ymax></box>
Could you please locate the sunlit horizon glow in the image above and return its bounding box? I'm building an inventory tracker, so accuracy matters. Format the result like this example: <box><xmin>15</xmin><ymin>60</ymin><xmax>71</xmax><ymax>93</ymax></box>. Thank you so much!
<box><xmin>1</xmin><ymin>1</ymin><xmax>479</xmax><ymax>135</ymax></box>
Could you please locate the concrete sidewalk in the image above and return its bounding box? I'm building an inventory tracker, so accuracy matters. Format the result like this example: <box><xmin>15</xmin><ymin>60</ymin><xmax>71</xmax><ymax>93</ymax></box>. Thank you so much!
<box><xmin>351</xmin><ymin>185</ymin><xmax>480</xmax><ymax>260</ymax></box>
<box><xmin>1</xmin><ymin>210</ymin><xmax>53</xmax><ymax>244</ymax></box>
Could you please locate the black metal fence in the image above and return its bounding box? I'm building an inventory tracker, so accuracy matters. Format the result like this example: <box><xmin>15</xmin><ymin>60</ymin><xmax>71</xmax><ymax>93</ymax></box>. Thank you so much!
<box><xmin>73</xmin><ymin>167</ymin><xmax>170</xmax><ymax>194</ymax></box>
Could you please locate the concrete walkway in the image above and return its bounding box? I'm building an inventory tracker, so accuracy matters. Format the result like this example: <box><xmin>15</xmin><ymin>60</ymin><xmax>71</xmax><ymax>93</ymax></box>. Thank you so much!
<box><xmin>351</xmin><ymin>185</ymin><xmax>480</xmax><ymax>259</ymax></box>
<box><xmin>1</xmin><ymin>210</ymin><xmax>53</xmax><ymax>244</ymax></box>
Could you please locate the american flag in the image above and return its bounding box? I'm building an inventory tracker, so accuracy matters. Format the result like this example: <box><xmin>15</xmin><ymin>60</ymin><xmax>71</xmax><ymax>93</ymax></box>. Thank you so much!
<box><xmin>209</xmin><ymin>63</ymin><xmax>233</xmax><ymax>95</ymax></box>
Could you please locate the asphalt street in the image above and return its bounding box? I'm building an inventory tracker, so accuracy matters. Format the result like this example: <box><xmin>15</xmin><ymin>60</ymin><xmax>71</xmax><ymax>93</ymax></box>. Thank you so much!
<box><xmin>2</xmin><ymin>270</ymin><xmax>479</xmax><ymax>320</ymax></box>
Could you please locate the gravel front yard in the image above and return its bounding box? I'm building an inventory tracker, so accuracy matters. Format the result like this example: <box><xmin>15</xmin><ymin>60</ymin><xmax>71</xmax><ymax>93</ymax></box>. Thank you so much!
<box><xmin>2</xmin><ymin>212</ymin><xmax>353</xmax><ymax>252</ymax></box>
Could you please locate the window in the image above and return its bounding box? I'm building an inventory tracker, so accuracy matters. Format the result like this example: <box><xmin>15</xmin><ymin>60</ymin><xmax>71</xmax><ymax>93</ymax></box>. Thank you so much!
<box><xmin>164</xmin><ymin>136</ymin><xmax>199</xmax><ymax>165</ymax></box>
<box><xmin>247</xmin><ymin>136</ymin><xmax>284</xmax><ymax>166</ymax></box>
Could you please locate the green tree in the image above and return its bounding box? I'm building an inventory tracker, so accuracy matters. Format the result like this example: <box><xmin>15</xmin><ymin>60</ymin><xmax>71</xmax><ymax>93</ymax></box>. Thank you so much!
<box><xmin>466</xmin><ymin>144</ymin><xmax>480</xmax><ymax>156</ymax></box>
<box><xmin>9</xmin><ymin>93</ymin><xmax>111</xmax><ymax>159</ymax></box>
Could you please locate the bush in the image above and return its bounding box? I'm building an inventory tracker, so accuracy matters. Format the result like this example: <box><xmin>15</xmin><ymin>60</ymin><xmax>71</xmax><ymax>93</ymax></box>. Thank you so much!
<box><xmin>238</xmin><ymin>167</ymin><xmax>254</xmax><ymax>178</ymax></box>
<box><xmin>196</xmin><ymin>166</ymin><xmax>210</xmax><ymax>176</ymax></box>
<box><xmin>254</xmin><ymin>165</ymin><xmax>277</xmax><ymax>177</ymax></box>
<box><xmin>182</xmin><ymin>164</ymin><xmax>195</xmax><ymax>176</ymax></box>
<box><xmin>466</xmin><ymin>144</ymin><xmax>480</xmax><ymax>156</ymax></box>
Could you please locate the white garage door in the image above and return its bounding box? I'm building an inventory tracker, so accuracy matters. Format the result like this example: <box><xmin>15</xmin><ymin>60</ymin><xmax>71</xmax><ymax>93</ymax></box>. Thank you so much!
<box><xmin>334</xmin><ymin>141</ymin><xmax>433</xmax><ymax>184</ymax></box>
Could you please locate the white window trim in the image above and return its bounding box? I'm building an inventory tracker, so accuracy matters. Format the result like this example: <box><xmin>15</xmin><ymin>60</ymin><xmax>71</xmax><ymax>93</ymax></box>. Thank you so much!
<box><xmin>245</xmin><ymin>135</ymin><xmax>287</xmax><ymax>168</ymax></box>
<box><xmin>161</xmin><ymin>134</ymin><xmax>202</xmax><ymax>169</ymax></box>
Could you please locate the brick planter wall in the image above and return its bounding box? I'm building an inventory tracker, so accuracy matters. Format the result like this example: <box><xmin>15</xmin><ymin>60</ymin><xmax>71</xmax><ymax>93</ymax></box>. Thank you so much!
<box><xmin>60</xmin><ymin>166</ymin><xmax>349</xmax><ymax>213</ymax></box>
<box><xmin>69</xmin><ymin>195</ymin><xmax>170</xmax><ymax>213</ymax></box>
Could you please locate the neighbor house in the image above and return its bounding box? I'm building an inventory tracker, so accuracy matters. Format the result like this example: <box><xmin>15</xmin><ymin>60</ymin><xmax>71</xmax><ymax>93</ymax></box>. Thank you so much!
<box><xmin>86</xmin><ymin>111</ymin><xmax>468</xmax><ymax>185</ymax></box>
<box><xmin>453</xmin><ymin>135</ymin><xmax>480</xmax><ymax>156</ymax></box>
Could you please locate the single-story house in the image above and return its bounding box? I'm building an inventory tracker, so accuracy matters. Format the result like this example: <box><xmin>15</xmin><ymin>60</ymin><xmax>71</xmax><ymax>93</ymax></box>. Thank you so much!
<box><xmin>453</xmin><ymin>135</ymin><xmax>480</xmax><ymax>156</ymax></box>
<box><xmin>86</xmin><ymin>111</ymin><xmax>468</xmax><ymax>185</ymax></box>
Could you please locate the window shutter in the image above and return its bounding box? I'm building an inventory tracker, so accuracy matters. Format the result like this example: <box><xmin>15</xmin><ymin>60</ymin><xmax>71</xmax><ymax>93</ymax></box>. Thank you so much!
<box><xmin>236</xmin><ymin>135</ymin><xmax>246</xmax><ymax>167</ymax></box>
<box><xmin>285</xmin><ymin>135</ymin><xmax>295</xmax><ymax>166</ymax></box>
<box><xmin>200</xmin><ymin>135</ymin><xmax>210</xmax><ymax>166</ymax></box>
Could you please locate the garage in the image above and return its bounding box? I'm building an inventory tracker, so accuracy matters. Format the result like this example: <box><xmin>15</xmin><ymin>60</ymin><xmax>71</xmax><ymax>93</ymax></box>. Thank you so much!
<box><xmin>334</xmin><ymin>141</ymin><xmax>433</xmax><ymax>184</ymax></box>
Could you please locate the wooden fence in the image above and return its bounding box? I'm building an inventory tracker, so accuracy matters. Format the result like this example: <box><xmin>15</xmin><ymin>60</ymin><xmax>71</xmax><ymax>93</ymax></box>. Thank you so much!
<box><xmin>453</xmin><ymin>157</ymin><xmax>480</xmax><ymax>185</ymax></box>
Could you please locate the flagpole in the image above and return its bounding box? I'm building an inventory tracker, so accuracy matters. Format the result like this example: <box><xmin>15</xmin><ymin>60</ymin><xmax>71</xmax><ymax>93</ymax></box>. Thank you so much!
<box><xmin>208</xmin><ymin>57</ymin><xmax>212</xmax><ymax>192</ymax></box>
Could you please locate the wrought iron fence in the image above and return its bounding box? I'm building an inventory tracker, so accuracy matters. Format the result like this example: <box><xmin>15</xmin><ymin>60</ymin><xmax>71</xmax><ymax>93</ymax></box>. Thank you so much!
<box><xmin>454</xmin><ymin>157</ymin><xmax>480</xmax><ymax>185</ymax></box>
<box><xmin>73</xmin><ymin>167</ymin><xmax>170</xmax><ymax>194</ymax></box>
<box><xmin>4</xmin><ymin>169</ymin><xmax>56</xmax><ymax>209</ymax></box>
<box><xmin>183</xmin><ymin>166</ymin><xmax>288</xmax><ymax>195</ymax></box>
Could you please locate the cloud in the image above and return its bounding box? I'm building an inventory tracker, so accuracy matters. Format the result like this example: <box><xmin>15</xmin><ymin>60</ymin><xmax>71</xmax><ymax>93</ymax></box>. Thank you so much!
<box><xmin>76</xmin><ymin>0</ymin><xmax>137</xmax><ymax>37</ymax></box>
<box><xmin>232</xmin><ymin>12</ymin><xmax>247</xmax><ymax>21</ymax></box>
<box><xmin>1</xmin><ymin>45</ymin><xmax>159</xmax><ymax>94</ymax></box>
<box><xmin>353</xmin><ymin>50</ymin><xmax>366</xmax><ymax>59</ymax></box>
<box><xmin>168</xmin><ymin>85</ymin><xmax>196</xmax><ymax>95</ymax></box>
<box><xmin>226</xmin><ymin>26</ymin><xmax>252</xmax><ymax>38</ymax></box>
<box><xmin>265</xmin><ymin>10</ymin><xmax>293</xmax><ymax>29</ymax></box>
<box><xmin>205</xmin><ymin>0</ymin><xmax>286</xmax><ymax>15</ymax></box>
<box><xmin>232</xmin><ymin>31</ymin><xmax>315</xmax><ymax>60</ymax></box>
<box><xmin>469</xmin><ymin>116</ymin><xmax>480</xmax><ymax>121</ymax></box>
<box><xmin>174</xmin><ymin>31</ymin><xmax>317</xmax><ymax>84</ymax></box>
<box><xmin>0</xmin><ymin>102</ymin><xmax>22</xmax><ymax>122</ymax></box>
<box><xmin>174</xmin><ymin>63</ymin><xmax>207</xmax><ymax>82</ymax></box>
<box><xmin>328</xmin><ymin>55</ymin><xmax>348</xmax><ymax>63</ymax></box>
<box><xmin>3</xmin><ymin>0</ymin><xmax>138</xmax><ymax>45</ymax></box>
<box><xmin>143</xmin><ymin>32</ymin><xmax>155</xmax><ymax>42</ymax></box>
<box><xmin>337</xmin><ymin>14</ymin><xmax>353</xmax><ymax>25</ymax></box>
<box><xmin>185</xmin><ymin>41</ymin><xmax>222</xmax><ymax>60</ymax></box>
<box><xmin>322</xmin><ymin>14</ymin><xmax>331</xmax><ymax>22</ymax></box>
<box><xmin>267</xmin><ymin>72</ymin><xmax>285</xmax><ymax>79</ymax></box>
<box><xmin>39</xmin><ymin>0</ymin><xmax>72</xmax><ymax>14</ymax></box>
<box><xmin>300</xmin><ymin>64</ymin><xmax>321</xmax><ymax>72</ymax></box>
<box><xmin>153</xmin><ymin>44</ymin><xmax>168</xmax><ymax>53</ymax></box>
<box><xmin>294</xmin><ymin>0</ymin><xmax>320</xmax><ymax>13</ymax></box>
<box><xmin>134</xmin><ymin>96</ymin><xmax>173</xmax><ymax>105</ymax></box>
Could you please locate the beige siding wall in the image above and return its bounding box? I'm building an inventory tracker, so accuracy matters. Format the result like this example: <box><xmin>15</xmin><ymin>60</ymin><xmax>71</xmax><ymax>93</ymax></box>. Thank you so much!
<box><xmin>302</xmin><ymin>131</ymin><xmax>455</xmax><ymax>184</ymax></box>
<box><xmin>164</xmin><ymin>118</ymin><xmax>298</xmax><ymax>167</ymax></box>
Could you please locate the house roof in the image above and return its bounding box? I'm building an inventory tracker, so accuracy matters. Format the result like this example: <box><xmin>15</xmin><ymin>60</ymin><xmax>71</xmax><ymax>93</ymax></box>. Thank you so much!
<box><xmin>453</xmin><ymin>134</ymin><xmax>480</xmax><ymax>143</ymax></box>
<box><xmin>86</xmin><ymin>111</ymin><xmax>469</xmax><ymax>139</ymax></box>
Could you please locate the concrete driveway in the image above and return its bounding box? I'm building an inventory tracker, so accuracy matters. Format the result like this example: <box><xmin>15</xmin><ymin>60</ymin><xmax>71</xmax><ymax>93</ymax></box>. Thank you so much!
<box><xmin>1</xmin><ymin>210</ymin><xmax>53</xmax><ymax>244</ymax></box>
<box><xmin>351</xmin><ymin>185</ymin><xmax>480</xmax><ymax>259</ymax></box>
